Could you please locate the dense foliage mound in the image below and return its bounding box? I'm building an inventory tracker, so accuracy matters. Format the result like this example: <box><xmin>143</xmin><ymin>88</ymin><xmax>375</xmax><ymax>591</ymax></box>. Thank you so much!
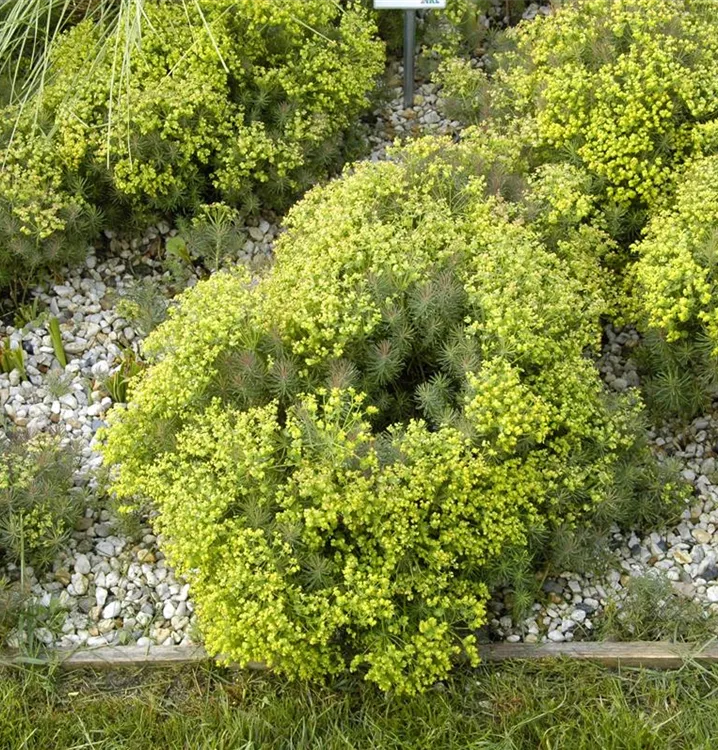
<box><xmin>630</xmin><ymin>155</ymin><xmax>718</xmax><ymax>418</ymax></box>
<box><xmin>102</xmin><ymin>136</ymin><xmax>675</xmax><ymax>693</ymax></box>
<box><xmin>439</xmin><ymin>0</ymin><xmax>718</xmax><ymax>213</ymax></box>
<box><xmin>0</xmin><ymin>0</ymin><xmax>383</xmax><ymax>289</ymax></box>
<box><xmin>632</xmin><ymin>156</ymin><xmax>718</xmax><ymax>346</ymax></box>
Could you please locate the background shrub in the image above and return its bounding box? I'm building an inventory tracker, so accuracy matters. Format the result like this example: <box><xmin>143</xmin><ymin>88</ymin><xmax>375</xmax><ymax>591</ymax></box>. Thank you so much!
<box><xmin>356</xmin><ymin>0</ymin><xmax>529</xmax><ymax>59</ymax></box>
<box><xmin>437</xmin><ymin>0</ymin><xmax>718</xmax><ymax>217</ymax></box>
<box><xmin>0</xmin><ymin>0</ymin><xmax>384</xmax><ymax>291</ymax></box>
<box><xmin>102</xmin><ymin>135</ymin><xmax>668</xmax><ymax>693</ymax></box>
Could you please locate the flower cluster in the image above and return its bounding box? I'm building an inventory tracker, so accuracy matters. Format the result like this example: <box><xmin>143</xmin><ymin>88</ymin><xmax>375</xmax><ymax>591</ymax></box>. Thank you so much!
<box><xmin>438</xmin><ymin>0</ymin><xmax>718</xmax><ymax>209</ymax></box>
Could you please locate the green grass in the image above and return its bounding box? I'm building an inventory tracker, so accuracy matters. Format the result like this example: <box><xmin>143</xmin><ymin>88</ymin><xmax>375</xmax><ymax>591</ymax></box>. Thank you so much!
<box><xmin>3</xmin><ymin>659</ymin><xmax>718</xmax><ymax>748</ymax></box>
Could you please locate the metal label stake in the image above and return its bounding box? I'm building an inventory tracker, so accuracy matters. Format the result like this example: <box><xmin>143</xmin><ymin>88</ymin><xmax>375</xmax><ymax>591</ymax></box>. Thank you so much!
<box><xmin>374</xmin><ymin>0</ymin><xmax>447</xmax><ymax>109</ymax></box>
<box><xmin>403</xmin><ymin>10</ymin><xmax>416</xmax><ymax>108</ymax></box>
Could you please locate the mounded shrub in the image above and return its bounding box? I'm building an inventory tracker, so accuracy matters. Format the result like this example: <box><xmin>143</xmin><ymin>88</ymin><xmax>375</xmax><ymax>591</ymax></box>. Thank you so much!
<box><xmin>438</xmin><ymin>0</ymin><xmax>718</xmax><ymax>212</ymax></box>
<box><xmin>630</xmin><ymin>155</ymin><xmax>718</xmax><ymax>418</ymax></box>
<box><xmin>0</xmin><ymin>0</ymin><xmax>384</xmax><ymax>289</ymax></box>
<box><xmin>100</xmin><ymin>135</ymin><xmax>672</xmax><ymax>692</ymax></box>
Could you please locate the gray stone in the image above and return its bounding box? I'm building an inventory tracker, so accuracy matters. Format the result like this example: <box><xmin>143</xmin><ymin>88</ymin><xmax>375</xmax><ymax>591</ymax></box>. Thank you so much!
<box><xmin>94</xmin><ymin>523</ymin><xmax>111</xmax><ymax>538</ymax></box>
<box><xmin>71</xmin><ymin>573</ymin><xmax>89</xmax><ymax>596</ymax></box>
<box><xmin>96</xmin><ymin>540</ymin><xmax>115</xmax><ymax>557</ymax></box>
<box><xmin>74</xmin><ymin>554</ymin><xmax>91</xmax><ymax>576</ymax></box>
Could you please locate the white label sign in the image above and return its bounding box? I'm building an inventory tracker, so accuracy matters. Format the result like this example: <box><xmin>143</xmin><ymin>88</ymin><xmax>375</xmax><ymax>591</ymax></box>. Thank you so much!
<box><xmin>374</xmin><ymin>0</ymin><xmax>446</xmax><ymax>8</ymax></box>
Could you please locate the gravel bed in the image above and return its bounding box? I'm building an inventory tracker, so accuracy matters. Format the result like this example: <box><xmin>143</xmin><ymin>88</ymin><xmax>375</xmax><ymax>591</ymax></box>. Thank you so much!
<box><xmin>2</xmin><ymin>61</ymin><xmax>715</xmax><ymax>652</ymax></box>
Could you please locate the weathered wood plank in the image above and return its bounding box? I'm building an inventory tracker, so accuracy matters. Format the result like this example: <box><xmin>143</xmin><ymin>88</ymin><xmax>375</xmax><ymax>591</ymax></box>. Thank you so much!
<box><xmin>4</xmin><ymin>641</ymin><xmax>718</xmax><ymax>671</ymax></box>
<box><xmin>2</xmin><ymin>645</ymin><xmax>262</xmax><ymax>670</ymax></box>
<box><xmin>56</xmin><ymin>644</ymin><xmax>211</xmax><ymax>668</ymax></box>
<box><xmin>479</xmin><ymin>641</ymin><xmax>718</xmax><ymax>668</ymax></box>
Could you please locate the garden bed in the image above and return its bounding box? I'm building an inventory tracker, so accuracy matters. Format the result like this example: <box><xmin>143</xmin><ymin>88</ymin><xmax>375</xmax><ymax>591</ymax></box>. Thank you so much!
<box><xmin>3</xmin><ymin>61</ymin><xmax>718</xmax><ymax>661</ymax></box>
<box><xmin>4</xmin><ymin>0</ymin><xmax>718</xmax><ymax>698</ymax></box>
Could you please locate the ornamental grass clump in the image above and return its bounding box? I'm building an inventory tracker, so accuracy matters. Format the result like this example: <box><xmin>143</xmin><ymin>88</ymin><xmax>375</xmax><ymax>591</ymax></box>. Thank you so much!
<box><xmin>0</xmin><ymin>0</ymin><xmax>384</xmax><ymax>288</ymax></box>
<box><xmin>438</xmin><ymin>0</ymin><xmax>718</xmax><ymax>215</ymax></box>
<box><xmin>102</xmin><ymin>135</ymin><xmax>667</xmax><ymax>694</ymax></box>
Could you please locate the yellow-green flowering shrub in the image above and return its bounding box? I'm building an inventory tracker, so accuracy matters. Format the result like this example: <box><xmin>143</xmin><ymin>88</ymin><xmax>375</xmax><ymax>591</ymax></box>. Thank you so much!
<box><xmin>0</xmin><ymin>433</ymin><xmax>80</xmax><ymax>570</ymax></box>
<box><xmin>438</xmin><ymin>0</ymin><xmax>718</xmax><ymax>211</ymax></box>
<box><xmin>0</xmin><ymin>0</ymin><xmax>384</xmax><ymax>287</ymax></box>
<box><xmin>102</xmin><ymin>135</ymin><xmax>658</xmax><ymax>693</ymax></box>
<box><xmin>629</xmin><ymin>155</ymin><xmax>718</xmax><ymax>418</ymax></box>
<box><xmin>632</xmin><ymin>156</ymin><xmax>718</xmax><ymax>344</ymax></box>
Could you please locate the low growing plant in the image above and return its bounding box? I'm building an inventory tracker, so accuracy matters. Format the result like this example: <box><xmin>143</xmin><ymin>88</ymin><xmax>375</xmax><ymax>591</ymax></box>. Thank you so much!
<box><xmin>103</xmin><ymin>348</ymin><xmax>144</xmax><ymax>404</ymax></box>
<box><xmin>47</xmin><ymin>316</ymin><xmax>67</xmax><ymax>368</ymax></box>
<box><xmin>44</xmin><ymin>370</ymin><xmax>73</xmax><ymax>399</ymax></box>
<box><xmin>116</xmin><ymin>278</ymin><xmax>168</xmax><ymax>338</ymax></box>
<box><xmin>102</xmin><ymin>136</ymin><xmax>670</xmax><ymax>693</ymax></box>
<box><xmin>176</xmin><ymin>203</ymin><xmax>246</xmax><ymax>273</ymax></box>
<box><xmin>599</xmin><ymin>573</ymin><xmax>718</xmax><ymax>643</ymax></box>
<box><xmin>0</xmin><ymin>432</ymin><xmax>81</xmax><ymax>571</ymax></box>
<box><xmin>12</xmin><ymin>298</ymin><xmax>43</xmax><ymax>330</ymax></box>
<box><xmin>0</xmin><ymin>338</ymin><xmax>25</xmax><ymax>379</ymax></box>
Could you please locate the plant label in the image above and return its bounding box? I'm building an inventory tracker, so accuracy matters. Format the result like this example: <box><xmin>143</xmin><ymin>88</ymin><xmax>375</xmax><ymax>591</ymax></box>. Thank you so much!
<box><xmin>373</xmin><ymin>1</ymin><xmax>447</xmax><ymax>8</ymax></box>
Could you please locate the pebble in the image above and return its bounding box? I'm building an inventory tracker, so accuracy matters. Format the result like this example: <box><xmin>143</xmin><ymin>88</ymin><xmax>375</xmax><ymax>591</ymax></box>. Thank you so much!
<box><xmin>694</xmin><ymin>529</ymin><xmax>712</xmax><ymax>544</ymax></box>
<box><xmin>70</xmin><ymin>573</ymin><xmax>89</xmax><ymax>596</ymax></box>
<box><xmin>102</xmin><ymin>601</ymin><xmax>122</xmax><ymax>619</ymax></box>
<box><xmin>74</xmin><ymin>554</ymin><xmax>91</xmax><ymax>576</ymax></box>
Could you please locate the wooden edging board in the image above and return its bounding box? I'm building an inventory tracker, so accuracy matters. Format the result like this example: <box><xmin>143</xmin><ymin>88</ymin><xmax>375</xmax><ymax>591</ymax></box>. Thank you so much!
<box><xmin>4</xmin><ymin>641</ymin><xmax>718</xmax><ymax>671</ymax></box>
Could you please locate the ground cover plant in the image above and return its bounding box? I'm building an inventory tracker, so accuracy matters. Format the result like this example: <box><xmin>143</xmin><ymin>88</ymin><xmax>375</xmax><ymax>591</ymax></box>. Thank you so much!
<box><xmin>4</xmin><ymin>660</ymin><xmax>718</xmax><ymax>748</ymax></box>
<box><xmin>0</xmin><ymin>431</ymin><xmax>82</xmax><ymax>648</ymax></box>
<box><xmin>438</xmin><ymin>0</ymin><xmax>718</xmax><ymax>221</ymax></box>
<box><xmin>0</xmin><ymin>0</ymin><xmax>384</xmax><ymax>292</ymax></box>
<box><xmin>0</xmin><ymin>431</ymin><xmax>80</xmax><ymax>571</ymax></box>
<box><xmin>598</xmin><ymin>573</ymin><xmax>718</xmax><ymax>642</ymax></box>
<box><xmin>100</xmin><ymin>134</ymin><xmax>682</xmax><ymax>694</ymax></box>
